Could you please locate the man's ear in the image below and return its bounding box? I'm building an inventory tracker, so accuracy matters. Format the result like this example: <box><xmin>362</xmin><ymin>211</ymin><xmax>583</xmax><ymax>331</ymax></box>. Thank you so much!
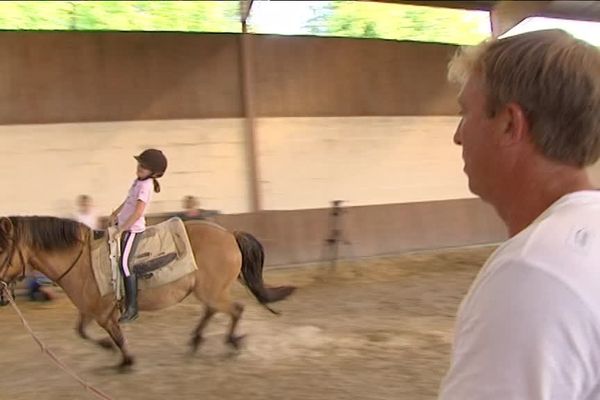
<box><xmin>499</xmin><ymin>102</ymin><xmax>531</xmax><ymax>147</ymax></box>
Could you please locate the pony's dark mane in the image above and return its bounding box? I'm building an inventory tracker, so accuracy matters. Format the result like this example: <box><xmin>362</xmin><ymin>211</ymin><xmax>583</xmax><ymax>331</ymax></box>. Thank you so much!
<box><xmin>8</xmin><ymin>216</ymin><xmax>83</xmax><ymax>251</ymax></box>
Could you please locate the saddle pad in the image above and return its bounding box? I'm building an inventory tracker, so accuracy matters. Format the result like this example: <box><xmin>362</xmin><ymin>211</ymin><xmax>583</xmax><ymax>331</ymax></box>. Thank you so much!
<box><xmin>91</xmin><ymin>217</ymin><xmax>198</xmax><ymax>297</ymax></box>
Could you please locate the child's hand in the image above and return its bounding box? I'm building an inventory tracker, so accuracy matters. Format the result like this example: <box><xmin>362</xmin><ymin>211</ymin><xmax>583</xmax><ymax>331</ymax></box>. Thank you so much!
<box><xmin>108</xmin><ymin>213</ymin><xmax>118</xmax><ymax>227</ymax></box>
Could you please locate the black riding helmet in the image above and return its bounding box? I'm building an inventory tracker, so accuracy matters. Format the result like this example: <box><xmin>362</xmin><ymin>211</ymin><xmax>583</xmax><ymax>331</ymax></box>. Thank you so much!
<box><xmin>134</xmin><ymin>149</ymin><xmax>167</xmax><ymax>178</ymax></box>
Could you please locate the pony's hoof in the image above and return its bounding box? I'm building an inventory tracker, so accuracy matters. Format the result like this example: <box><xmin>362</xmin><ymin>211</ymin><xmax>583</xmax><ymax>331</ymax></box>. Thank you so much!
<box><xmin>118</xmin><ymin>355</ymin><xmax>135</xmax><ymax>372</ymax></box>
<box><xmin>189</xmin><ymin>335</ymin><xmax>204</xmax><ymax>354</ymax></box>
<box><xmin>226</xmin><ymin>334</ymin><xmax>246</xmax><ymax>350</ymax></box>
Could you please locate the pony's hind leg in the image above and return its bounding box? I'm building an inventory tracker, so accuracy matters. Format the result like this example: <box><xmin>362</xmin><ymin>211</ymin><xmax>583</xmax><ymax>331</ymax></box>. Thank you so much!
<box><xmin>200</xmin><ymin>294</ymin><xmax>245</xmax><ymax>350</ymax></box>
<box><xmin>76</xmin><ymin>312</ymin><xmax>115</xmax><ymax>351</ymax></box>
<box><xmin>221</xmin><ymin>300</ymin><xmax>245</xmax><ymax>350</ymax></box>
<box><xmin>190</xmin><ymin>305</ymin><xmax>217</xmax><ymax>353</ymax></box>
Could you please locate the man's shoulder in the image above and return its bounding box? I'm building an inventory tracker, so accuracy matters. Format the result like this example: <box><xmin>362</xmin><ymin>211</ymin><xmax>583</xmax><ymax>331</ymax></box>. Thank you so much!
<box><xmin>499</xmin><ymin>197</ymin><xmax>600</xmax><ymax>269</ymax></box>
<box><xmin>479</xmin><ymin>199</ymin><xmax>600</xmax><ymax>318</ymax></box>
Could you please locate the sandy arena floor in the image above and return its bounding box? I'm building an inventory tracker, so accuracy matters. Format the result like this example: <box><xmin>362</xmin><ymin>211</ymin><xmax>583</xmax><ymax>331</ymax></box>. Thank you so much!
<box><xmin>0</xmin><ymin>245</ymin><xmax>495</xmax><ymax>400</ymax></box>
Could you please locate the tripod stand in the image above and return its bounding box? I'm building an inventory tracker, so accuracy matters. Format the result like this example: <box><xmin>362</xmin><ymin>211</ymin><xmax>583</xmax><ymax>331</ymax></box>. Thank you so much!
<box><xmin>322</xmin><ymin>200</ymin><xmax>353</xmax><ymax>269</ymax></box>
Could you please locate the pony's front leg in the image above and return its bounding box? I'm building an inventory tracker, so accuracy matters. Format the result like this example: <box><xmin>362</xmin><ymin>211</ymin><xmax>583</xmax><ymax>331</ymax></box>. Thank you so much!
<box><xmin>98</xmin><ymin>314</ymin><xmax>135</xmax><ymax>369</ymax></box>
<box><xmin>76</xmin><ymin>312</ymin><xmax>116</xmax><ymax>351</ymax></box>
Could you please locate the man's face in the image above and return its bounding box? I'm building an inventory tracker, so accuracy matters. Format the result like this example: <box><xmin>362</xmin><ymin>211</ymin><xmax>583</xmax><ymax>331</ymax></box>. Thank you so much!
<box><xmin>454</xmin><ymin>74</ymin><xmax>506</xmax><ymax>200</ymax></box>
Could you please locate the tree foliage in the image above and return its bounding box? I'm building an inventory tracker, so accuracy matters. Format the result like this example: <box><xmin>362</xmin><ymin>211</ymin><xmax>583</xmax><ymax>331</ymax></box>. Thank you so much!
<box><xmin>304</xmin><ymin>1</ymin><xmax>490</xmax><ymax>45</ymax></box>
<box><xmin>0</xmin><ymin>1</ymin><xmax>490</xmax><ymax>45</ymax></box>
<box><xmin>0</xmin><ymin>1</ymin><xmax>240</xmax><ymax>32</ymax></box>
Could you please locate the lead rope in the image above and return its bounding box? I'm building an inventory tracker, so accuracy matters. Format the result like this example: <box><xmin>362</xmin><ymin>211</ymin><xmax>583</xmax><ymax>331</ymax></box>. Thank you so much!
<box><xmin>0</xmin><ymin>282</ymin><xmax>116</xmax><ymax>400</ymax></box>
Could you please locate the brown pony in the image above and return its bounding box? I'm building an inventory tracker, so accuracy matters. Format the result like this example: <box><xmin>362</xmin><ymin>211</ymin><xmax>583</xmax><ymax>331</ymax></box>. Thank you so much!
<box><xmin>0</xmin><ymin>216</ymin><xmax>295</xmax><ymax>368</ymax></box>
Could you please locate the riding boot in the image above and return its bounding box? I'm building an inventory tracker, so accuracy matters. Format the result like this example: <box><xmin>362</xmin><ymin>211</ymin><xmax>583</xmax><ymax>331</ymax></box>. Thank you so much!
<box><xmin>119</xmin><ymin>274</ymin><xmax>139</xmax><ymax>323</ymax></box>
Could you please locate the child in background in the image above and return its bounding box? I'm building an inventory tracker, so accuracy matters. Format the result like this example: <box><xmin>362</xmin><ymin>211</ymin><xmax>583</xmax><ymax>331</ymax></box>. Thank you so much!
<box><xmin>74</xmin><ymin>194</ymin><xmax>99</xmax><ymax>230</ymax></box>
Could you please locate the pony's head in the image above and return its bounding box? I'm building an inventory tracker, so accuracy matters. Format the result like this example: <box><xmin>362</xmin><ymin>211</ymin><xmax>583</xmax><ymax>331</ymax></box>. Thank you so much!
<box><xmin>0</xmin><ymin>216</ymin><xmax>83</xmax><ymax>286</ymax></box>
<box><xmin>0</xmin><ymin>217</ymin><xmax>24</xmax><ymax>286</ymax></box>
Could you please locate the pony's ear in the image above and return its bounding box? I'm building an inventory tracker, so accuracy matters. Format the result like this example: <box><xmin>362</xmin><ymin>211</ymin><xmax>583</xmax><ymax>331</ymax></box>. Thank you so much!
<box><xmin>0</xmin><ymin>218</ymin><xmax>13</xmax><ymax>238</ymax></box>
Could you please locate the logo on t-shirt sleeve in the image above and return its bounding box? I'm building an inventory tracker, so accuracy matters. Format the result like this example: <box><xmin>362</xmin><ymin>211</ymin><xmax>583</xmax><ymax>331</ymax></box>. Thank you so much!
<box><xmin>566</xmin><ymin>226</ymin><xmax>595</xmax><ymax>256</ymax></box>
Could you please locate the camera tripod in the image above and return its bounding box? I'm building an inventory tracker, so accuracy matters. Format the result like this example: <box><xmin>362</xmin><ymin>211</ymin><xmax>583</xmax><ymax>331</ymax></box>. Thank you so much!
<box><xmin>321</xmin><ymin>200</ymin><xmax>354</xmax><ymax>269</ymax></box>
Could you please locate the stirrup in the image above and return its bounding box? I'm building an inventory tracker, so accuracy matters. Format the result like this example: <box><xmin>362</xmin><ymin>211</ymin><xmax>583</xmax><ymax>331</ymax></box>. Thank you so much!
<box><xmin>119</xmin><ymin>311</ymin><xmax>138</xmax><ymax>323</ymax></box>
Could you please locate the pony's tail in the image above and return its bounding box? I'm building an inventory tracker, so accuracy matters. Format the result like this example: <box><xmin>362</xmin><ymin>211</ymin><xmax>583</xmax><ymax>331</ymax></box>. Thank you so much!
<box><xmin>233</xmin><ymin>231</ymin><xmax>296</xmax><ymax>314</ymax></box>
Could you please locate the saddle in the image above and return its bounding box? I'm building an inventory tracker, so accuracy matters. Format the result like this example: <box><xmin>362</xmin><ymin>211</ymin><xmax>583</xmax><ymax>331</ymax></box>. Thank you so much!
<box><xmin>90</xmin><ymin>217</ymin><xmax>198</xmax><ymax>297</ymax></box>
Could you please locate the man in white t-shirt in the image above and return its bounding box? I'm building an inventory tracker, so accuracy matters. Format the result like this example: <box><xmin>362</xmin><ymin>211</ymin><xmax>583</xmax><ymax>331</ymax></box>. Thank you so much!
<box><xmin>438</xmin><ymin>30</ymin><xmax>600</xmax><ymax>399</ymax></box>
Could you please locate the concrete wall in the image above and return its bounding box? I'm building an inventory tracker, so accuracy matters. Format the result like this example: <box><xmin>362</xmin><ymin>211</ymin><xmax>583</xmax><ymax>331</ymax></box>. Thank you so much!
<box><xmin>0</xmin><ymin>116</ymin><xmax>470</xmax><ymax>216</ymax></box>
<box><xmin>0</xmin><ymin>119</ymin><xmax>247</xmax><ymax>216</ymax></box>
<box><xmin>258</xmin><ymin>116</ymin><xmax>470</xmax><ymax>210</ymax></box>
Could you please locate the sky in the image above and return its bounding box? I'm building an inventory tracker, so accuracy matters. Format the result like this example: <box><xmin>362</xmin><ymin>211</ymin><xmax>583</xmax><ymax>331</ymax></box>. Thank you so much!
<box><xmin>501</xmin><ymin>16</ymin><xmax>600</xmax><ymax>46</ymax></box>
<box><xmin>248</xmin><ymin>0</ymin><xmax>324</xmax><ymax>35</ymax></box>
<box><xmin>247</xmin><ymin>0</ymin><xmax>600</xmax><ymax>46</ymax></box>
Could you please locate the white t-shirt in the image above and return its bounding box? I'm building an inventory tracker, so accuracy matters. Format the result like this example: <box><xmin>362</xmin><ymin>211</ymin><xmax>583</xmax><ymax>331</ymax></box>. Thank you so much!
<box><xmin>117</xmin><ymin>178</ymin><xmax>153</xmax><ymax>233</ymax></box>
<box><xmin>439</xmin><ymin>190</ymin><xmax>600</xmax><ymax>400</ymax></box>
<box><xmin>75</xmin><ymin>211</ymin><xmax>99</xmax><ymax>230</ymax></box>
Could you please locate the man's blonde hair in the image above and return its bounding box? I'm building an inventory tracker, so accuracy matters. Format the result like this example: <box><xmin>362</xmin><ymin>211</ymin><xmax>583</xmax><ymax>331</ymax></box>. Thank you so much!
<box><xmin>448</xmin><ymin>29</ymin><xmax>600</xmax><ymax>167</ymax></box>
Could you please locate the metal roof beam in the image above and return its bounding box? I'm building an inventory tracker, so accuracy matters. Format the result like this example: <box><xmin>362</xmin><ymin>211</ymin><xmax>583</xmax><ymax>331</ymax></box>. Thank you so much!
<box><xmin>240</xmin><ymin>0</ymin><xmax>255</xmax><ymax>24</ymax></box>
<box><xmin>490</xmin><ymin>1</ymin><xmax>552</xmax><ymax>37</ymax></box>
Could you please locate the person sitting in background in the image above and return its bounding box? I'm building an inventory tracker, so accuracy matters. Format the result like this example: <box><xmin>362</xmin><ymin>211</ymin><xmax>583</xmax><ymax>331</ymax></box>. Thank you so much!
<box><xmin>178</xmin><ymin>195</ymin><xmax>219</xmax><ymax>221</ymax></box>
<box><xmin>26</xmin><ymin>271</ymin><xmax>56</xmax><ymax>302</ymax></box>
<box><xmin>74</xmin><ymin>194</ymin><xmax>99</xmax><ymax>230</ymax></box>
<box><xmin>182</xmin><ymin>195</ymin><xmax>203</xmax><ymax>218</ymax></box>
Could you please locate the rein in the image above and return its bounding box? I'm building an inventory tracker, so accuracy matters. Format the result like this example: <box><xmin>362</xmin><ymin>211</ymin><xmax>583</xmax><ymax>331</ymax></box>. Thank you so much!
<box><xmin>54</xmin><ymin>244</ymin><xmax>85</xmax><ymax>284</ymax></box>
